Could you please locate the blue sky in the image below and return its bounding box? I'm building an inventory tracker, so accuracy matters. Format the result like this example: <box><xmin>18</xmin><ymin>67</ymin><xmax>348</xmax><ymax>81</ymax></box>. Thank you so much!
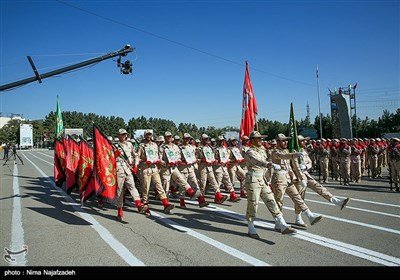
<box><xmin>1</xmin><ymin>0</ymin><xmax>398</xmax><ymax>128</ymax></box>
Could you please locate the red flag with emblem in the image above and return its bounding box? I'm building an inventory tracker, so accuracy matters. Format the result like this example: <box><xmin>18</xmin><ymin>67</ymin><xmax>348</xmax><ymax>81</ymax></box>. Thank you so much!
<box><xmin>78</xmin><ymin>137</ymin><xmax>94</xmax><ymax>196</ymax></box>
<box><xmin>65</xmin><ymin>136</ymin><xmax>81</xmax><ymax>194</ymax></box>
<box><xmin>54</xmin><ymin>139</ymin><xmax>66</xmax><ymax>187</ymax></box>
<box><xmin>239</xmin><ymin>61</ymin><xmax>258</xmax><ymax>140</ymax></box>
<box><xmin>93</xmin><ymin>124</ymin><xmax>117</xmax><ymax>201</ymax></box>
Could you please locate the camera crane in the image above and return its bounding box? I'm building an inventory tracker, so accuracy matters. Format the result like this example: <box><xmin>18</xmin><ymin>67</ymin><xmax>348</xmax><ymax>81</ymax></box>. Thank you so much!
<box><xmin>0</xmin><ymin>44</ymin><xmax>135</xmax><ymax>92</ymax></box>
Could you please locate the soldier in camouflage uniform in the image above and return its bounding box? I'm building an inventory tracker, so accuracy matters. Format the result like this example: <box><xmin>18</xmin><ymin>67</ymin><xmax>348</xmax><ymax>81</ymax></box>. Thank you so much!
<box><xmin>244</xmin><ymin>131</ymin><xmax>296</xmax><ymax>238</ymax></box>
<box><xmin>114</xmin><ymin>129</ymin><xmax>148</xmax><ymax>221</ymax></box>
<box><xmin>158</xmin><ymin>131</ymin><xmax>200</xmax><ymax>208</ymax></box>
<box><xmin>196</xmin><ymin>134</ymin><xmax>228</xmax><ymax>204</ymax></box>
<box><xmin>212</xmin><ymin>136</ymin><xmax>240</xmax><ymax>202</ymax></box>
<box><xmin>389</xmin><ymin>138</ymin><xmax>400</xmax><ymax>192</ymax></box>
<box><xmin>292</xmin><ymin>135</ymin><xmax>350</xmax><ymax>227</ymax></box>
<box><xmin>137</xmin><ymin>129</ymin><xmax>174</xmax><ymax>214</ymax></box>
<box><xmin>178</xmin><ymin>133</ymin><xmax>209</xmax><ymax>207</ymax></box>
<box><xmin>271</xmin><ymin>133</ymin><xmax>323</xmax><ymax>229</ymax></box>
<box><xmin>227</xmin><ymin>137</ymin><xmax>247</xmax><ymax>198</ymax></box>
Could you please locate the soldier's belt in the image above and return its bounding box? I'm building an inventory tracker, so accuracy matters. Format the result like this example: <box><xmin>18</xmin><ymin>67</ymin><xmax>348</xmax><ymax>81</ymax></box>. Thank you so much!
<box><xmin>274</xmin><ymin>170</ymin><xmax>288</xmax><ymax>175</ymax></box>
<box><xmin>246</xmin><ymin>171</ymin><xmax>264</xmax><ymax>177</ymax></box>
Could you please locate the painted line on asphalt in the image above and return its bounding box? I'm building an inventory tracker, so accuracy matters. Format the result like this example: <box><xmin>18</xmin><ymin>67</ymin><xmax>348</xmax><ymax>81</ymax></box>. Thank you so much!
<box><xmin>9</xmin><ymin>164</ymin><xmax>27</xmax><ymax>266</ymax></box>
<box><xmin>187</xmin><ymin>201</ymin><xmax>400</xmax><ymax>266</ymax></box>
<box><xmin>21</xmin><ymin>153</ymin><xmax>145</xmax><ymax>266</ymax></box>
<box><xmin>125</xmin><ymin>201</ymin><xmax>269</xmax><ymax>266</ymax></box>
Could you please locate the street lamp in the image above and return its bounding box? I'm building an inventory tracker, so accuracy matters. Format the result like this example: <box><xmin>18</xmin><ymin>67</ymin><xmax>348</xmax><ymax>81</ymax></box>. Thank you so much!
<box><xmin>41</xmin><ymin>119</ymin><xmax>44</xmax><ymax>149</ymax></box>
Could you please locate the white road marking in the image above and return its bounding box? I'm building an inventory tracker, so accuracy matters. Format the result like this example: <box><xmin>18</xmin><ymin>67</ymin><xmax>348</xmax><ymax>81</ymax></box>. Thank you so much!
<box><xmin>21</xmin><ymin>154</ymin><xmax>145</xmax><ymax>266</ymax></box>
<box><xmin>9</xmin><ymin>164</ymin><xmax>27</xmax><ymax>266</ymax></box>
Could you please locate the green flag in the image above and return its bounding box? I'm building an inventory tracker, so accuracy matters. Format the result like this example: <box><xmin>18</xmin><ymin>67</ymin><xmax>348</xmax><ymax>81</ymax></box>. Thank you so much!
<box><xmin>55</xmin><ymin>96</ymin><xmax>64</xmax><ymax>139</ymax></box>
<box><xmin>288</xmin><ymin>102</ymin><xmax>299</xmax><ymax>152</ymax></box>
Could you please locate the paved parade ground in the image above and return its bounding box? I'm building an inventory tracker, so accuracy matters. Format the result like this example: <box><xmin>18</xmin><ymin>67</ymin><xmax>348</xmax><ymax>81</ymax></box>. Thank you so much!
<box><xmin>1</xmin><ymin>149</ymin><xmax>399</xmax><ymax>271</ymax></box>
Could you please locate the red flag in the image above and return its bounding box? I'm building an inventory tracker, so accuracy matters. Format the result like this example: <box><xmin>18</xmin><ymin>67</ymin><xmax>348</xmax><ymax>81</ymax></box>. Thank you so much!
<box><xmin>240</xmin><ymin>61</ymin><xmax>258</xmax><ymax>140</ymax></box>
<box><xmin>65</xmin><ymin>136</ymin><xmax>81</xmax><ymax>194</ymax></box>
<box><xmin>93</xmin><ymin>125</ymin><xmax>117</xmax><ymax>201</ymax></box>
<box><xmin>78</xmin><ymin>138</ymin><xmax>94</xmax><ymax>196</ymax></box>
<box><xmin>54</xmin><ymin>139</ymin><xmax>66</xmax><ymax>187</ymax></box>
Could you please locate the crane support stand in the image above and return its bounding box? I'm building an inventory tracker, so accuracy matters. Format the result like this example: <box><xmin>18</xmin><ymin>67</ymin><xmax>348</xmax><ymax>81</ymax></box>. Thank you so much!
<box><xmin>3</xmin><ymin>150</ymin><xmax>24</xmax><ymax>166</ymax></box>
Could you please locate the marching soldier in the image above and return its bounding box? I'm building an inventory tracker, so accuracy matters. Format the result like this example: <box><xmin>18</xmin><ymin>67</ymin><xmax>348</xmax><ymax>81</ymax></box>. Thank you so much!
<box><xmin>196</xmin><ymin>134</ymin><xmax>228</xmax><ymax>204</ymax></box>
<box><xmin>292</xmin><ymin>135</ymin><xmax>350</xmax><ymax>227</ymax></box>
<box><xmin>137</xmin><ymin>129</ymin><xmax>174</xmax><ymax>214</ymax></box>
<box><xmin>389</xmin><ymin>138</ymin><xmax>400</xmax><ymax>192</ymax></box>
<box><xmin>158</xmin><ymin>131</ymin><xmax>201</xmax><ymax>208</ymax></box>
<box><xmin>367</xmin><ymin>139</ymin><xmax>380</xmax><ymax>179</ymax></box>
<box><xmin>244</xmin><ymin>131</ymin><xmax>296</xmax><ymax>238</ymax></box>
<box><xmin>213</xmin><ymin>136</ymin><xmax>240</xmax><ymax>202</ymax></box>
<box><xmin>338</xmin><ymin>138</ymin><xmax>351</xmax><ymax>185</ymax></box>
<box><xmin>271</xmin><ymin>133</ymin><xmax>323</xmax><ymax>229</ymax></box>
<box><xmin>114</xmin><ymin>129</ymin><xmax>148</xmax><ymax>221</ymax></box>
<box><xmin>227</xmin><ymin>137</ymin><xmax>247</xmax><ymax>198</ymax></box>
<box><xmin>316</xmin><ymin>139</ymin><xmax>330</xmax><ymax>183</ymax></box>
<box><xmin>330</xmin><ymin>139</ymin><xmax>340</xmax><ymax>181</ymax></box>
<box><xmin>350</xmin><ymin>139</ymin><xmax>362</xmax><ymax>183</ymax></box>
<box><xmin>178</xmin><ymin>133</ymin><xmax>209</xmax><ymax>207</ymax></box>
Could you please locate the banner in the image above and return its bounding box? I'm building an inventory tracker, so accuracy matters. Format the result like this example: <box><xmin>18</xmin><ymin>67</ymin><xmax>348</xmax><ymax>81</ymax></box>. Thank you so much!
<box><xmin>20</xmin><ymin>124</ymin><xmax>33</xmax><ymax>148</ymax></box>
<box><xmin>54</xmin><ymin>139</ymin><xmax>66</xmax><ymax>187</ymax></box>
<box><xmin>288</xmin><ymin>102</ymin><xmax>299</xmax><ymax>152</ymax></box>
<box><xmin>78</xmin><ymin>137</ymin><xmax>94</xmax><ymax>195</ymax></box>
<box><xmin>93</xmin><ymin>125</ymin><xmax>117</xmax><ymax>201</ymax></box>
<box><xmin>65</xmin><ymin>136</ymin><xmax>81</xmax><ymax>194</ymax></box>
<box><xmin>239</xmin><ymin>61</ymin><xmax>258</xmax><ymax>140</ymax></box>
<box><xmin>55</xmin><ymin>96</ymin><xmax>64</xmax><ymax>140</ymax></box>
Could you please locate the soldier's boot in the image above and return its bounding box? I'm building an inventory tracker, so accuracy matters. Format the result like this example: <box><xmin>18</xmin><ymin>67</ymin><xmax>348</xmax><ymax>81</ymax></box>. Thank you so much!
<box><xmin>135</xmin><ymin>200</ymin><xmax>146</xmax><ymax>214</ymax></box>
<box><xmin>395</xmin><ymin>183</ymin><xmax>399</xmax><ymax>192</ymax></box>
<box><xmin>214</xmin><ymin>192</ymin><xmax>228</xmax><ymax>204</ymax></box>
<box><xmin>229</xmin><ymin>191</ymin><xmax>241</xmax><ymax>202</ymax></box>
<box><xmin>197</xmin><ymin>195</ymin><xmax>209</xmax><ymax>208</ymax></box>
<box><xmin>186</xmin><ymin>187</ymin><xmax>200</xmax><ymax>200</ymax></box>
<box><xmin>294</xmin><ymin>213</ymin><xmax>307</xmax><ymax>228</ymax></box>
<box><xmin>330</xmin><ymin>197</ymin><xmax>350</xmax><ymax>210</ymax></box>
<box><xmin>143</xmin><ymin>203</ymin><xmax>151</xmax><ymax>217</ymax></box>
<box><xmin>247</xmin><ymin>220</ymin><xmax>260</xmax><ymax>239</ymax></box>
<box><xmin>275</xmin><ymin>214</ymin><xmax>296</xmax><ymax>234</ymax></box>
<box><xmin>97</xmin><ymin>198</ymin><xmax>104</xmax><ymax>209</ymax></box>
<box><xmin>117</xmin><ymin>207</ymin><xmax>124</xmax><ymax>222</ymax></box>
<box><xmin>240</xmin><ymin>190</ymin><xmax>247</xmax><ymax>198</ymax></box>
<box><xmin>161</xmin><ymin>198</ymin><xmax>174</xmax><ymax>214</ymax></box>
<box><xmin>304</xmin><ymin>209</ymin><xmax>324</xmax><ymax>225</ymax></box>
<box><xmin>170</xmin><ymin>185</ymin><xmax>179</xmax><ymax>198</ymax></box>
<box><xmin>180</xmin><ymin>197</ymin><xmax>187</xmax><ymax>209</ymax></box>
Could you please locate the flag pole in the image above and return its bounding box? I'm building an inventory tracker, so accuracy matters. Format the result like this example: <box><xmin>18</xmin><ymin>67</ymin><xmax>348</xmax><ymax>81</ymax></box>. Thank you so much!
<box><xmin>316</xmin><ymin>65</ymin><xmax>323</xmax><ymax>139</ymax></box>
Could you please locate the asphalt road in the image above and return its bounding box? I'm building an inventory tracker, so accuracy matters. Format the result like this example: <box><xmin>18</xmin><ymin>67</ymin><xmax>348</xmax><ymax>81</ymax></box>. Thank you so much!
<box><xmin>1</xmin><ymin>149</ymin><xmax>399</xmax><ymax>271</ymax></box>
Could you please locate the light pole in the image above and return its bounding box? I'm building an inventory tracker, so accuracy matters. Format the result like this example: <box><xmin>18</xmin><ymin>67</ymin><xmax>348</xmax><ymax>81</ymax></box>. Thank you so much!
<box><xmin>41</xmin><ymin>119</ymin><xmax>44</xmax><ymax>149</ymax></box>
<box><xmin>316</xmin><ymin>65</ymin><xmax>323</xmax><ymax>139</ymax></box>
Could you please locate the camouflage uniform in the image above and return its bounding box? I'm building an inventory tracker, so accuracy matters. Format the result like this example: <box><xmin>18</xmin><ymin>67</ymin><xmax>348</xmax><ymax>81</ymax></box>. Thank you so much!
<box><xmin>114</xmin><ymin>129</ymin><xmax>147</xmax><ymax>221</ymax></box>
<box><xmin>137</xmin><ymin>130</ymin><xmax>174</xmax><ymax>214</ymax></box>
<box><xmin>244</xmin><ymin>131</ymin><xmax>296</xmax><ymax>238</ymax></box>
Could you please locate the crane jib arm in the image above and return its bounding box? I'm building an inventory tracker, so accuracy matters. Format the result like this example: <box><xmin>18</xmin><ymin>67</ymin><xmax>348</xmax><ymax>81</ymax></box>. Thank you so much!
<box><xmin>0</xmin><ymin>45</ymin><xmax>135</xmax><ymax>92</ymax></box>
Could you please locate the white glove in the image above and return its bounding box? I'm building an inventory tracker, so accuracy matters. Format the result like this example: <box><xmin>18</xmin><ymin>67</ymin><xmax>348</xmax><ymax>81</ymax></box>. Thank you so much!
<box><xmin>272</xmin><ymin>163</ymin><xmax>281</xmax><ymax>171</ymax></box>
<box><xmin>300</xmin><ymin>164</ymin><xmax>307</xmax><ymax>171</ymax></box>
<box><xmin>298</xmin><ymin>179</ymin><xmax>307</xmax><ymax>195</ymax></box>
